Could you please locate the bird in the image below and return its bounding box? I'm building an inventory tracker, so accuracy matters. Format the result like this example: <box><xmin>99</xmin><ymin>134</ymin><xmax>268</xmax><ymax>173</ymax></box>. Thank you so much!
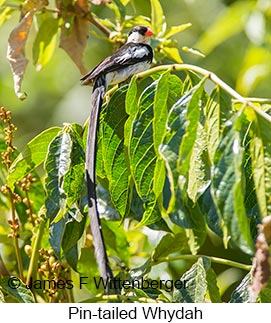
<box><xmin>81</xmin><ymin>25</ymin><xmax>154</xmax><ymax>87</ymax></box>
<box><xmin>81</xmin><ymin>26</ymin><xmax>154</xmax><ymax>293</ymax></box>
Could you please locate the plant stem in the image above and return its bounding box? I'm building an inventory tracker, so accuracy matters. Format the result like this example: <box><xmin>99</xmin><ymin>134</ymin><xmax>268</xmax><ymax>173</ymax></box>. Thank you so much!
<box><xmin>26</xmin><ymin>217</ymin><xmax>46</xmax><ymax>287</ymax></box>
<box><xmin>136</xmin><ymin>64</ymin><xmax>271</xmax><ymax>124</ymax></box>
<box><xmin>86</xmin><ymin>13</ymin><xmax>111</xmax><ymax>36</ymax></box>
<box><xmin>233</xmin><ymin>97</ymin><xmax>271</xmax><ymax>104</ymax></box>
<box><xmin>8</xmin><ymin>189</ymin><xmax>24</xmax><ymax>281</ymax></box>
<box><xmin>152</xmin><ymin>254</ymin><xmax>252</xmax><ymax>271</ymax></box>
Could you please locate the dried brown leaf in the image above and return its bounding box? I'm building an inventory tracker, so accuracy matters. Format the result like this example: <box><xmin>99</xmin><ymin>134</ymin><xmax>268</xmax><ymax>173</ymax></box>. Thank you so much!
<box><xmin>6</xmin><ymin>12</ymin><xmax>33</xmax><ymax>100</ymax></box>
<box><xmin>249</xmin><ymin>215</ymin><xmax>271</xmax><ymax>302</ymax></box>
<box><xmin>6</xmin><ymin>0</ymin><xmax>49</xmax><ymax>100</ymax></box>
<box><xmin>59</xmin><ymin>0</ymin><xmax>90</xmax><ymax>74</ymax></box>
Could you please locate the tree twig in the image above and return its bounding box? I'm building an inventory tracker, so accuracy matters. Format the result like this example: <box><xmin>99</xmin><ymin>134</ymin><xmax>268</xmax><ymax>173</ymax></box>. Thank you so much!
<box><xmin>26</xmin><ymin>217</ymin><xmax>46</xmax><ymax>287</ymax></box>
<box><xmin>152</xmin><ymin>254</ymin><xmax>252</xmax><ymax>271</ymax></box>
<box><xmin>7</xmin><ymin>188</ymin><xmax>24</xmax><ymax>281</ymax></box>
<box><xmin>136</xmin><ymin>64</ymin><xmax>271</xmax><ymax>124</ymax></box>
<box><xmin>86</xmin><ymin>13</ymin><xmax>111</xmax><ymax>37</ymax></box>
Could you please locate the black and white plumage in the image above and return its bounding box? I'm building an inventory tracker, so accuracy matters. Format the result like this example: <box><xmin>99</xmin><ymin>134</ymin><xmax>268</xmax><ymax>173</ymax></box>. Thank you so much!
<box><xmin>81</xmin><ymin>26</ymin><xmax>154</xmax><ymax>293</ymax></box>
<box><xmin>81</xmin><ymin>25</ymin><xmax>153</xmax><ymax>87</ymax></box>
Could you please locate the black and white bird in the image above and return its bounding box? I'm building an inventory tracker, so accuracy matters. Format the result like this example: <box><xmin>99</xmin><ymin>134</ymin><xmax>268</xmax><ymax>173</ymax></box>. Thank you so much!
<box><xmin>81</xmin><ymin>26</ymin><xmax>154</xmax><ymax>293</ymax></box>
<box><xmin>81</xmin><ymin>25</ymin><xmax>154</xmax><ymax>87</ymax></box>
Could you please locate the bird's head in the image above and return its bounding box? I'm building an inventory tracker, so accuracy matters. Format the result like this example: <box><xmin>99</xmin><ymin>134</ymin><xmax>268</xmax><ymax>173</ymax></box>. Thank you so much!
<box><xmin>127</xmin><ymin>26</ymin><xmax>154</xmax><ymax>44</ymax></box>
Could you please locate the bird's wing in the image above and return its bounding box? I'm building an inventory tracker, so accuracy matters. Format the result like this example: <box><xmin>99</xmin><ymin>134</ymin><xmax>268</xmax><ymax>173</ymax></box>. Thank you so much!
<box><xmin>80</xmin><ymin>43</ymin><xmax>153</xmax><ymax>84</ymax></box>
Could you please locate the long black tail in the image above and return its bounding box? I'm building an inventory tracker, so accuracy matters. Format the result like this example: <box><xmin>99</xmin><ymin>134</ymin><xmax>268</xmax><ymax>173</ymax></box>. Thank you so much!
<box><xmin>85</xmin><ymin>76</ymin><xmax>113</xmax><ymax>292</ymax></box>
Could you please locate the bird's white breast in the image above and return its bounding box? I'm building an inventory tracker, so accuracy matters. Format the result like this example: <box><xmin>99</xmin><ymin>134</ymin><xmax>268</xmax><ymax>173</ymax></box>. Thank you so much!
<box><xmin>106</xmin><ymin>61</ymin><xmax>151</xmax><ymax>85</ymax></box>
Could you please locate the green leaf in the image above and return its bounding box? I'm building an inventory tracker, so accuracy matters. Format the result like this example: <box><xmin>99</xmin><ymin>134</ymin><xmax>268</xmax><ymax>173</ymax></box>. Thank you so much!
<box><xmin>64</xmin><ymin>163</ymin><xmax>85</xmax><ymax>209</ymax></box>
<box><xmin>129</xmin><ymin>187</ymin><xmax>171</xmax><ymax>232</ymax></box>
<box><xmin>129</xmin><ymin>287</ymin><xmax>150</xmax><ymax>299</ymax></box>
<box><xmin>200</xmin><ymin>187</ymin><xmax>223</xmax><ymax>237</ymax></box>
<box><xmin>160</xmin><ymin>91</ymin><xmax>191</xmax><ymax>212</ymax></box>
<box><xmin>184</xmin><ymin>71</ymin><xmax>203</xmax><ymax>89</ymax></box>
<box><xmin>259</xmin><ymin>278</ymin><xmax>271</xmax><ymax>303</ymax></box>
<box><xmin>185</xmin><ymin>204</ymin><xmax>207</xmax><ymax>254</ymax></box>
<box><xmin>0</xmin><ymin>277</ymin><xmax>35</xmax><ymax>303</ymax></box>
<box><xmin>205</xmin><ymin>87</ymin><xmax>233</xmax><ymax>163</ymax></box>
<box><xmin>162</xmin><ymin>46</ymin><xmax>183</xmax><ymax>63</ymax></box>
<box><xmin>123</xmin><ymin>15</ymin><xmax>151</xmax><ymax>30</ymax></box>
<box><xmin>250</xmin><ymin>112</ymin><xmax>271</xmax><ymax>217</ymax></box>
<box><xmin>211</xmin><ymin>116</ymin><xmax>254</xmax><ymax>253</ymax></box>
<box><xmin>62</xmin><ymin>208</ymin><xmax>87</xmax><ymax>252</ymax></box>
<box><xmin>229</xmin><ymin>272</ymin><xmax>251</xmax><ymax>303</ymax></box>
<box><xmin>33</xmin><ymin>16</ymin><xmax>58</xmax><ymax>69</ymax></box>
<box><xmin>163</xmin><ymin>24</ymin><xmax>192</xmax><ymax>39</ymax></box>
<box><xmin>64</xmin><ymin>244</ymin><xmax>79</xmax><ymax>271</ymax></box>
<box><xmin>127</xmin><ymin>73</ymin><xmax>184</xmax><ymax>225</ymax></box>
<box><xmin>168</xmin><ymin>200</ymin><xmax>207</xmax><ymax>254</ymax></box>
<box><xmin>48</xmin><ymin>124</ymin><xmax>86</xmax><ymax>261</ymax></box>
<box><xmin>129</xmin><ymin>80</ymin><xmax>162</xmax><ymax>225</ymax></box>
<box><xmin>96</xmin><ymin>118</ymin><xmax>106</xmax><ymax>180</ymax></box>
<box><xmin>206</xmin><ymin>267</ymin><xmax>221</xmax><ymax>303</ymax></box>
<box><xmin>178</xmin><ymin>78</ymin><xmax>205</xmax><ymax>189</ymax></box>
<box><xmin>153</xmin><ymin>71</ymin><xmax>169</xmax><ymax>154</ymax></box>
<box><xmin>110</xmin><ymin>0</ymin><xmax>126</xmax><ymax>22</ymax></box>
<box><xmin>103</xmin><ymin>220</ymin><xmax>130</xmax><ymax>265</ymax></box>
<box><xmin>8</xmin><ymin>127</ymin><xmax>61</xmax><ymax>189</ymax></box>
<box><xmin>161</xmin><ymin>81</ymin><xmax>205</xmax><ymax>205</ymax></box>
<box><xmin>181</xmin><ymin>46</ymin><xmax>205</xmax><ymax>58</ymax></box>
<box><xmin>125</xmin><ymin>76</ymin><xmax>138</xmax><ymax>116</ymax></box>
<box><xmin>139</xmin><ymin>285</ymin><xmax>162</xmax><ymax>300</ymax></box>
<box><xmin>159</xmin><ymin>79</ymin><xmax>207</xmax><ymax>252</ymax></box>
<box><xmin>140</xmin><ymin>199</ymin><xmax>161</xmax><ymax>226</ymax></box>
<box><xmin>129</xmin><ymin>80</ymin><xmax>157</xmax><ymax>200</ymax></box>
<box><xmin>150</xmin><ymin>0</ymin><xmax>165</xmax><ymax>35</ymax></box>
<box><xmin>45</xmin><ymin>131</ymin><xmax>72</xmax><ymax>221</ymax></box>
<box><xmin>187</xmin><ymin>123</ymin><xmax>210</xmax><ymax>203</ymax></box>
<box><xmin>173</xmin><ymin>257</ymin><xmax>210</xmax><ymax>302</ymax></box>
<box><xmin>76</xmin><ymin>248</ymin><xmax>100</xmax><ymax>294</ymax></box>
<box><xmin>63</xmin><ymin>128</ymin><xmax>85</xmax><ymax>209</ymax></box>
<box><xmin>130</xmin><ymin>258</ymin><xmax>152</xmax><ymax>279</ymax></box>
<box><xmin>49</xmin><ymin>215</ymin><xmax>67</xmax><ymax>258</ymax></box>
<box><xmin>182</xmin><ymin>83</ymin><xmax>210</xmax><ymax>204</ymax></box>
<box><xmin>147</xmin><ymin>217</ymin><xmax>172</xmax><ymax>232</ymax></box>
<box><xmin>152</xmin><ymin>232</ymin><xmax>188</xmax><ymax>261</ymax></box>
<box><xmin>124</xmin><ymin>76</ymin><xmax>138</xmax><ymax>169</ymax></box>
<box><xmin>160</xmin><ymin>100</ymin><xmax>185</xmax><ymax>211</ymax></box>
<box><xmin>101</xmin><ymin>85</ymin><xmax>130</xmax><ymax>217</ymax></box>
<box><xmin>152</xmin><ymin>72</ymin><xmax>170</xmax><ymax>201</ymax></box>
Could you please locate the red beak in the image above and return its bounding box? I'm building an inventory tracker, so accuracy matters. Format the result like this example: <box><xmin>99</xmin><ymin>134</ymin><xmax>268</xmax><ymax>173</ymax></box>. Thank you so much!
<box><xmin>145</xmin><ymin>27</ymin><xmax>154</xmax><ymax>37</ymax></box>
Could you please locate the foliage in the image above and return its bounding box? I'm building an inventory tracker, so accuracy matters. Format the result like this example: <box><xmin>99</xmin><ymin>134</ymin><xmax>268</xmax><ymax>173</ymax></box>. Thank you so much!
<box><xmin>1</xmin><ymin>0</ymin><xmax>191</xmax><ymax>99</ymax></box>
<box><xmin>0</xmin><ymin>0</ymin><xmax>271</xmax><ymax>303</ymax></box>
<box><xmin>195</xmin><ymin>0</ymin><xmax>271</xmax><ymax>96</ymax></box>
